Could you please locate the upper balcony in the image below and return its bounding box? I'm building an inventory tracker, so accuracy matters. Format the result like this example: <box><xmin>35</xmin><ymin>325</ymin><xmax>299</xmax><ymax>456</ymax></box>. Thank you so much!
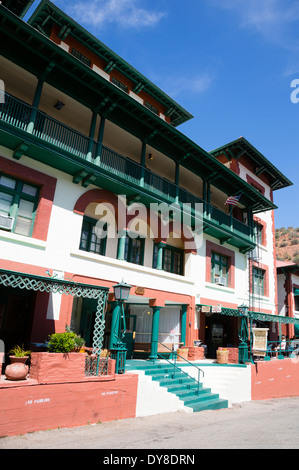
<box><xmin>0</xmin><ymin>91</ymin><xmax>259</xmax><ymax>252</ymax></box>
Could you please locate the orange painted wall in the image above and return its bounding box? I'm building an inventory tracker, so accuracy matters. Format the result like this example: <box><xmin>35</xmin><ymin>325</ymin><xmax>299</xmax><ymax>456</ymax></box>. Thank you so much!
<box><xmin>0</xmin><ymin>373</ymin><xmax>138</xmax><ymax>437</ymax></box>
<box><xmin>251</xmin><ymin>358</ymin><xmax>299</xmax><ymax>400</ymax></box>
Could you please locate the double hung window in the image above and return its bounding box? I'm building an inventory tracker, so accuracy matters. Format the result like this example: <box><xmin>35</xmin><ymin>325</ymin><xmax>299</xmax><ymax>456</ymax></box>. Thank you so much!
<box><xmin>153</xmin><ymin>244</ymin><xmax>184</xmax><ymax>275</ymax></box>
<box><xmin>252</xmin><ymin>267</ymin><xmax>265</xmax><ymax>296</ymax></box>
<box><xmin>211</xmin><ymin>252</ymin><xmax>228</xmax><ymax>285</ymax></box>
<box><xmin>79</xmin><ymin>216</ymin><xmax>107</xmax><ymax>255</ymax></box>
<box><xmin>123</xmin><ymin>235</ymin><xmax>144</xmax><ymax>265</ymax></box>
<box><xmin>0</xmin><ymin>173</ymin><xmax>39</xmax><ymax>237</ymax></box>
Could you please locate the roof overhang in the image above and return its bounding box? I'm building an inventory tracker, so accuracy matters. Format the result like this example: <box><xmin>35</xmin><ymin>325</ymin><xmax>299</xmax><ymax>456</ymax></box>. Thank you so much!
<box><xmin>0</xmin><ymin>3</ymin><xmax>276</xmax><ymax>213</ymax></box>
<box><xmin>1</xmin><ymin>0</ymin><xmax>34</xmax><ymax>18</ymax></box>
<box><xmin>27</xmin><ymin>0</ymin><xmax>193</xmax><ymax>127</ymax></box>
<box><xmin>210</xmin><ymin>137</ymin><xmax>293</xmax><ymax>191</ymax></box>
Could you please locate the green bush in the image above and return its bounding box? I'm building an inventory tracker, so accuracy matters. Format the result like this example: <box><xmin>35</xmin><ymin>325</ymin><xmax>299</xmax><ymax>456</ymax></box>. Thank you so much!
<box><xmin>47</xmin><ymin>331</ymin><xmax>78</xmax><ymax>353</ymax></box>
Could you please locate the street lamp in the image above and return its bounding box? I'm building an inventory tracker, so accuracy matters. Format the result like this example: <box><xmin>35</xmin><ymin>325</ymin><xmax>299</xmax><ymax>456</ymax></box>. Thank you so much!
<box><xmin>113</xmin><ymin>280</ymin><xmax>132</xmax><ymax>302</ymax></box>
<box><xmin>110</xmin><ymin>280</ymin><xmax>132</xmax><ymax>373</ymax></box>
<box><xmin>238</xmin><ymin>304</ymin><xmax>249</xmax><ymax>364</ymax></box>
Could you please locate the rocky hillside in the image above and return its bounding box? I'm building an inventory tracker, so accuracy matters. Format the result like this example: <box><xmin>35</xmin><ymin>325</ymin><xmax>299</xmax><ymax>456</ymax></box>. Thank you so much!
<box><xmin>275</xmin><ymin>227</ymin><xmax>299</xmax><ymax>264</ymax></box>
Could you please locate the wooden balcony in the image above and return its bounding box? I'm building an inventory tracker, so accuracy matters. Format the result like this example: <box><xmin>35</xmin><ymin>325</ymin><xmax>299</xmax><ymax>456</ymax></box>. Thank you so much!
<box><xmin>0</xmin><ymin>92</ymin><xmax>255</xmax><ymax>251</ymax></box>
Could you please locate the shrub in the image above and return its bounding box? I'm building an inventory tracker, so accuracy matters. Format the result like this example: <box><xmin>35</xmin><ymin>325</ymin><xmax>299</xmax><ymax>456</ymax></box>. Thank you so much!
<box><xmin>47</xmin><ymin>332</ymin><xmax>78</xmax><ymax>353</ymax></box>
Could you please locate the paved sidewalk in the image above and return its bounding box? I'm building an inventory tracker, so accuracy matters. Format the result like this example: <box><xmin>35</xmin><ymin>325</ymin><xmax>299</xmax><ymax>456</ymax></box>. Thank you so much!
<box><xmin>1</xmin><ymin>397</ymin><xmax>299</xmax><ymax>450</ymax></box>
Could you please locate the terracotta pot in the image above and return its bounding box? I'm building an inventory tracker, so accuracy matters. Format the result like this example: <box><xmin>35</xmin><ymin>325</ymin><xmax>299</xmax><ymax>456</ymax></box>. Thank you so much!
<box><xmin>5</xmin><ymin>356</ymin><xmax>29</xmax><ymax>381</ymax></box>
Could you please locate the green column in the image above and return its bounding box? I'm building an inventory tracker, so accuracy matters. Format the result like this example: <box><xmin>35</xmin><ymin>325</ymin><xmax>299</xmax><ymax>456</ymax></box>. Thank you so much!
<box><xmin>27</xmin><ymin>79</ymin><xmax>44</xmax><ymax>134</ymax></box>
<box><xmin>155</xmin><ymin>242</ymin><xmax>164</xmax><ymax>270</ymax></box>
<box><xmin>109</xmin><ymin>302</ymin><xmax>122</xmax><ymax>349</ymax></box>
<box><xmin>150</xmin><ymin>306</ymin><xmax>162</xmax><ymax>360</ymax></box>
<box><xmin>117</xmin><ymin>230</ymin><xmax>127</xmax><ymax>260</ymax></box>
<box><xmin>86</xmin><ymin>111</ymin><xmax>97</xmax><ymax>162</ymax></box>
<box><xmin>175</xmin><ymin>163</ymin><xmax>180</xmax><ymax>203</ymax></box>
<box><xmin>140</xmin><ymin>141</ymin><xmax>146</xmax><ymax>187</ymax></box>
<box><xmin>181</xmin><ymin>304</ymin><xmax>188</xmax><ymax>346</ymax></box>
<box><xmin>94</xmin><ymin>115</ymin><xmax>106</xmax><ymax>166</ymax></box>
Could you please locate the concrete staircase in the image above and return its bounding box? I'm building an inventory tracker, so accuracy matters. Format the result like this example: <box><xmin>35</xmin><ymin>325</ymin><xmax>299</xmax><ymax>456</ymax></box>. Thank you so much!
<box><xmin>127</xmin><ymin>361</ymin><xmax>228</xmax><ymax>414</ymax></box>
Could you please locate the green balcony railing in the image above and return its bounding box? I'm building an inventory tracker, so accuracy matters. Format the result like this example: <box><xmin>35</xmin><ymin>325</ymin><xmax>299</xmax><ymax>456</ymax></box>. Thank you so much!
<box><xmin>0</xmin><ymin>92</ymin><xmax>253</xmax><ymax>241</ymax></box>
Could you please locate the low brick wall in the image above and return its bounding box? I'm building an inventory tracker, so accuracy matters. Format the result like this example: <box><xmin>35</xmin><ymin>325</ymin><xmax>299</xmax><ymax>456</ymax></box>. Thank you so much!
<box><xmin>181</xmin><ymin>346</ymin><xmax>205</xmax><ymax>361</ymax></box>
<box><xmin>0</xmin><ymin>352</ymin><xmax>138</xmax><ymax>437</ymax></box>
<box><xmin>218</xmin><ymin>347</ymin><xmax>239</xmax><ymax>364</ymax></box>
<box><xmin>251</xmin><ymin>358</ymin><xmax>299</xmax><ymax>400</ymax></box>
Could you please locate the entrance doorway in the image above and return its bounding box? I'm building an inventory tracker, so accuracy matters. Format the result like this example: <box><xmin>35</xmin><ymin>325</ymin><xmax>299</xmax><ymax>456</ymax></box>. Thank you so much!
<box><xmin>205</xmin><ymin>314</ymin><xmax>231</xmax><ymax>359</ymax></box>
<box><xmin>0</xmin><ymin>286</ymin><xmax>36</xmax><ymax>364</ymax></box>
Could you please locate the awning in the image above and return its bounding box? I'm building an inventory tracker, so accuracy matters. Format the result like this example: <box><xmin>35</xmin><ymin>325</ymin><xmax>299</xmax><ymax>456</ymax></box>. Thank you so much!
<box><xmin>0</xmin><ymin>268</ymin><xmax>109</xmax><ymax>353</ymax></box>
<box><xmin>294</xmin><ymin>288</ymin><xmax>299</xmax><ymax>296</ymax></box>
<box><xmin>197</xmin><ymin>304</ymin><xmax>299</xmax><ymax>326</ymax></box>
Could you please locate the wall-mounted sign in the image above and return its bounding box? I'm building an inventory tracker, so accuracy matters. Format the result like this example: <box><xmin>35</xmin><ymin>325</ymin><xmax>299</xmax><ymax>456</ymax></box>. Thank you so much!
<box><xmin>135</xmin><ymin>286</ymin><xmax>145</xmax><ymax>295</ymax></box>
<box><xmin>201</xmin><ymin>306</ymin><xmax>211</xmax><ymax>313</ymax></box>
<box><xmin>212</xmin><ymin>305</ymin><xmax>222</xmax><ymax>313</ymax></box>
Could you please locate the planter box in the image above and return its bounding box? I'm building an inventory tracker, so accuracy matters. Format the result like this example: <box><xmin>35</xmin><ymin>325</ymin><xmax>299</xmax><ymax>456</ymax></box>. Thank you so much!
<box><xmin>29</xmin><ymin>352</ymin><xmax>86</xmax><ymax>384</ymax></box>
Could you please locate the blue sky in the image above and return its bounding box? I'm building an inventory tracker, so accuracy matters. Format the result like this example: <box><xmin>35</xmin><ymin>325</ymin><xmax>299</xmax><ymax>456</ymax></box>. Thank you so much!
<box><xmin>25</xmin><ymin>0</ymin><xmax>299</xmax><ymax>229</ymax></box>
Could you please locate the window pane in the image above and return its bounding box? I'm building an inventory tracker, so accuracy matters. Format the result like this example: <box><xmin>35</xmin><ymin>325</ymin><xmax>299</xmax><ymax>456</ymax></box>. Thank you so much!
<box><xmin>18</xmin><ymin>199</ymin><xmax>34</xmax><ymax>218</ymax></box>
<box><xmin>0</xmin><ymin>192</ymin><xmax>13</xmax><ymax>214</ymax></box>
<box><xmin>0</xmin><ymin>176</ymin><xmax>16</xmax><ymax>189</ymax></box>
<box><xmin>164</xmin><ymin>249</ymin><xmax>172</xmax><ymax>272</ymax></box>
<box><xmin>22</xmin><ymin>184</ymin><xmax>37</xmax><ymax>197</ymax></box>
<box><xmin>14</xmin><ymin>217</ymin><xmax>31</xmax><ymax>236</ymax></box>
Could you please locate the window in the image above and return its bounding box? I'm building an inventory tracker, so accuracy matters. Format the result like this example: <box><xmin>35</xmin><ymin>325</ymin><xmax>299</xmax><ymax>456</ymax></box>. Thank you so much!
<box><xmin>294</xmin><ymin>289</ymin><xmax>299</xmax><ymax>312</ymax></box>
<box><xmin>252</xmin><ymin>267</ymin><xmax>265</xmax><ymax>296</ymax></box>
<box><xmin>153</xmin><ymin>244</ymin><xmax>184</xmax><ymax>275</ymax></box>
<box><xmin>211</xmin><ymin>252</ymin><xmax>228</xmax><ymax>286</ymax></box>
<box><xmin>144</xmin><ymin>101</ymin><xmax>159</xmax><ymax>115</ymax></box>
<box><xmin>71</xmin><ymin>48</ymin><xmax>91</xmax><ymax>67</ymax></box>
<box><xmin>111</xmin><ymin>77</ymin><xmax>128</xmax><ymax>93</ymax></box>
<box><xmin>79</xmin><ymin>216</ymin><xmax>106</xmax><ymax>255</ymax></box>
<box><xmin>253</xmin><ymin>222</ymin><xmax>263</xmax><ymax>245</ymax></box>
<box><xmin>123</xmin><ymin>235</ymin><xmax>144</xmax><ymax>265</ymax></box>
<box><xmin>0</xmin><ymin>174</ymin><xmax>39</xmax><ymax>236</ymax></box>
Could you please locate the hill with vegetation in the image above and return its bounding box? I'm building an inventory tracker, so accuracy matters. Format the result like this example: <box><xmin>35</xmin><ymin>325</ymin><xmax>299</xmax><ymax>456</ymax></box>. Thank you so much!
<box><xmin>275</xmin><ymin>227</ymin><xmax>299</xmax><ymax>264</ymax></box>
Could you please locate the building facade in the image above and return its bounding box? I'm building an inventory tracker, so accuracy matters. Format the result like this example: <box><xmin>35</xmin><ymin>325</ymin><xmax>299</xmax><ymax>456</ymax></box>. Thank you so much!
<box><xmin>0</xmin><ymin>0</ymin><xmax>293</xmax><ymax>362</ymax></box>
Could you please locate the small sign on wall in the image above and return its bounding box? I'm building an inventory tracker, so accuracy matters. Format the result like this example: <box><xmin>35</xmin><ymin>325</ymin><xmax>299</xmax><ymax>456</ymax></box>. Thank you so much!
<box><xmin>252</xmin><ymin>328</ymin><xmax>269</xmax><ymax>356</ymax></box>
<box><xmin>135</xmin><ymin>286</ymin><xmax>145</xmax><ymax>295</ymax></box>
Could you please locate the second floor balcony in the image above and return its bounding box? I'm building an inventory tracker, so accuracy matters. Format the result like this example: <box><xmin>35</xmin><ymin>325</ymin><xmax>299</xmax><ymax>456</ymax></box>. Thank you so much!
<box><xmin>0</xmin><ymin>92</ymin><xmax>256</xmax><ymax>252</ymax></box>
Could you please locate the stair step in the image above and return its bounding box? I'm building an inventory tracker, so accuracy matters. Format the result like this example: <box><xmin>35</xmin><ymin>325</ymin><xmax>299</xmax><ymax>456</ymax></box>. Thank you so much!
<box><xmin>184</xmin><ymin>391</ymin><xmax>219</xmax><ymax>405</ymax></box>
<box><xmin>188</xmin><ymin>398</ymin><xmax>229</xmax><ymax>412</ymax></box>
<box><xmin>175</xmin><ymin>387</ymin><xmax>211</xmax><ymax>398</ymax></box>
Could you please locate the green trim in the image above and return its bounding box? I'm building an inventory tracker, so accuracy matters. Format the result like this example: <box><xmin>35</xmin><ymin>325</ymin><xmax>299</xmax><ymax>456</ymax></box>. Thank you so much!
<box><xmin>27</xmin><ymin>0</ymin><xmax>193</xmax><ymax>127</ymax></box>
<box><xmin>210</xmin><ymin>137</ymin><xmax>292</xmax><ymax>190</ymax></box>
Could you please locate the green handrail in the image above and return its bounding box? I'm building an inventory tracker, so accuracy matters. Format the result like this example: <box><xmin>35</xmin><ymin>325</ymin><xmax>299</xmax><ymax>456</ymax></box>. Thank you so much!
<box><xmin>151</xmin><ymin>341</ymin><xmax>204</xmax><ymax>395</ymax></box>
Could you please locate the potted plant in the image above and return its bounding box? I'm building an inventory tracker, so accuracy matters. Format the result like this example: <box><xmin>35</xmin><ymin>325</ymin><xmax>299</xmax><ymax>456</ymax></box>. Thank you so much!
<box><xmin>5</xmin><ymin>344</ymin><xmax>31</xmax><ymax>381</ymax></box>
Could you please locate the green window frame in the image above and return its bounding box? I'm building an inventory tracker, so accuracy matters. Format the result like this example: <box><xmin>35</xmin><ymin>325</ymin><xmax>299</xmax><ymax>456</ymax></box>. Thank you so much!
<box><xmin>153</xmin><ymin>244</ymin><xmax>184</xmax><ymax>275</ymax></box>
<box><xmin>252</xmin><ymin>267</ymin><xmax>265</xmax><ymax>296</ymax></box>
<box><xmin>123</xmin><ymin>235</ymin><xmax>145</xmax><ymax>266</ymax></box>
<box><xmin>0</xmin><ymin>173</ymin><xmax>39</xmax><ymax>237</ymax></box>
<box><xmin>211</xmin><ymin>251</ymin><xmax>228</xmax><ymax>286</ymax></box>
<box><xmin>79</xmin><ymin>216</ymin><xmax>107</xmax><ymax>255</ymax></box>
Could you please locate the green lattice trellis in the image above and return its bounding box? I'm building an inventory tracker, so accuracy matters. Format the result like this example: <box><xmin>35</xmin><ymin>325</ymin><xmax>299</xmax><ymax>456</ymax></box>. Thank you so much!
<box><xmin>0</xmin><ymin>269</ymin><xmax>109</xmax><ymax>355</ymax></box>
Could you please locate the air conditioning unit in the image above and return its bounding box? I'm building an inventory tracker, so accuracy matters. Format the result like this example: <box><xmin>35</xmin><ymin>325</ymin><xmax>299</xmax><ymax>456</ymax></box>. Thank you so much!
<box><xmin>215</xmin><ymin>276</ymin><xmax>226</xmax><ymax>286</ymax></box>
<box><xmin>0</xmin><ymin>214</ymin><xmax>14</xmax><ymax>231</ymax></box>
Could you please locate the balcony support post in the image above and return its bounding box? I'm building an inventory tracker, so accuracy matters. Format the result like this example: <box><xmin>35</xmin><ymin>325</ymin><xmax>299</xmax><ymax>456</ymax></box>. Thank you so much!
<box><xmin>175</xmin><ymin>162</ymin><xmax>180</xmax><ymax>203</ymax></box>
<box><xmin>181</xmin><ymin>304</ymin><xmax>188</xmax><ymax>346</ymax></box>
<box><xmin>140</xmin><ymin>141</ymin><xmax>146</xmax><ymax>187</ymax></box>
<box><xmin>27</xmin><ymin>78</ymin><xmax>44</xmax><ymax>134</ymax></box>
<box><xmin>95</xmin><ymin>115</ymin><xmax>106</xmax><ymax>166</ymax></box>
<box><xmin>149</xmin><ymin>306</ymin><xmax>162</xmax><ymax>360</ymax></box>
<box><xmin>86</xmin><ymin>111</ymin><xmax>97</xmax><ymax>162</ymax></box>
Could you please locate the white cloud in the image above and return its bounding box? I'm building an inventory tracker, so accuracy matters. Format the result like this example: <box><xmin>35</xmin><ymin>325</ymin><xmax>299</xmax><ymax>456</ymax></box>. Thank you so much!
<box><xmin>152</xmin><ymin>73</ymin><xmax>214</xmax><ymax>99</ymax></box>
<box><xmin>210</xmin><ymin>0</ymin><xmax>299</xmax><ymax>46</ymax></box>
<box><xmin>59</xmin><ymin>0</ymin><xmax>165</xmax><ymax>30</ymax></box>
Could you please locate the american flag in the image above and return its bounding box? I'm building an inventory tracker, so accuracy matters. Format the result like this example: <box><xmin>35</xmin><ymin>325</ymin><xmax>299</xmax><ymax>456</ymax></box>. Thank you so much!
<box><xmin>225</xmin><ymin>193</ymin><xmax>242</xmax><ymax>206</ymax></box>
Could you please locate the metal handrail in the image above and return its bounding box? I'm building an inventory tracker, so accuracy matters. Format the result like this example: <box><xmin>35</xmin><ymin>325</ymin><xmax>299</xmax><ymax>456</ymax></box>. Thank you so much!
<box><xmin>152</xmin><ymin>341</ymin><xmax>204</xmax><ymax>395</ymax></box>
